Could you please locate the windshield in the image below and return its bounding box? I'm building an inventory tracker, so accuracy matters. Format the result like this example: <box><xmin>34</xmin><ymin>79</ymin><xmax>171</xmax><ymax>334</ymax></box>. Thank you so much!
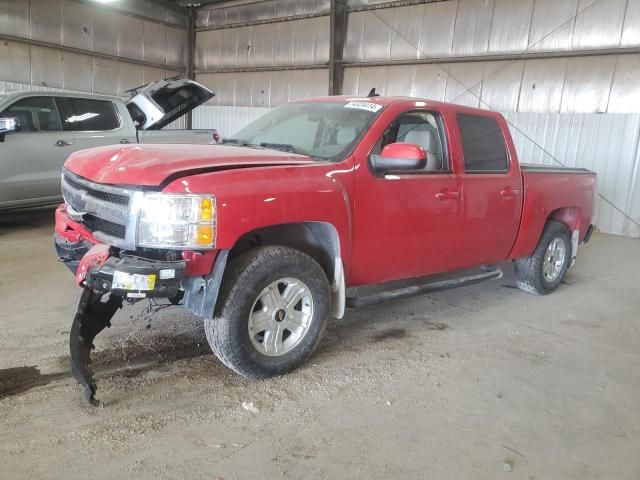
<box><xmin>228</xmin><ymin>101</ymin><xmax>383</xmax><ymax>161</ymax></box>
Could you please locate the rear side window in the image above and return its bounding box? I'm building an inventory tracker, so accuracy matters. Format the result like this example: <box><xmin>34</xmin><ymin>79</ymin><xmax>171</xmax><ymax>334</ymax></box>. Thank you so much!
<box><xmin>0</xmin><ymin>96</ymin><xmax>62</xmax><ymax>132</ymax></box>
<box><xmin>457</xmin><ymin>114</ymin><xmax>509</xmax><ymax>172</ymax></box>
<box><xmin>59</xmin><ymin>98</ymin><xmax>120</xmax><ymax>131</ymax></box>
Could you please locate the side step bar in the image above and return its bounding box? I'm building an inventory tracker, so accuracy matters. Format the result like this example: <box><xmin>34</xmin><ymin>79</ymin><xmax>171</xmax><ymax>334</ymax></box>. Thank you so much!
<box><xmin>346</xmin><ymin>267</ymin><xmax>504</xmax><ymax>309</ymax></box>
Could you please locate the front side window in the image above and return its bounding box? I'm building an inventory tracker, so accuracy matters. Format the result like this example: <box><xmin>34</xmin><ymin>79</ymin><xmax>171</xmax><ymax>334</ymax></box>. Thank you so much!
<box><xmin>457</xmin><ymin>114</ymin><xmax>509</xmax><ymax>172</ymax></box>
<box><xmin>372</xmin><ymin>110</ymin><xmax>447</xmax><ymax>172</ymax></box>
<box><xmin>0</xmin><ymin>96</ymin><xmax>62</xmax><ymax>132</ymax></box>
<box><xmin>57</xmin><ymin>98</ymin><xmax>120</xmax><ymax>131</ymax></box>
<box><xmin>229</xmin><ymin>101</ymin><xmax>382</xmax><ymax>161</ymax></box>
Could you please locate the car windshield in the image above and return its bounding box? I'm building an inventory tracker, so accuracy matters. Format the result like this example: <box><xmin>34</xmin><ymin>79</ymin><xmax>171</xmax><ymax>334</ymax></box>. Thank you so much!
<box><xmin>227</xmin><ymin>100</ymin><xmax>383</xmax><ymax>161</ymax></box>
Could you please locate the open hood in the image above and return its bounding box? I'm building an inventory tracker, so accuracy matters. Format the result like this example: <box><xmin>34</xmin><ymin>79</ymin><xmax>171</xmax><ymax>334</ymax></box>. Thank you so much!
<box><xmin>126</xmin><ymin>79</ymin><xmax>214</xmax><ymax>130</ymax></box>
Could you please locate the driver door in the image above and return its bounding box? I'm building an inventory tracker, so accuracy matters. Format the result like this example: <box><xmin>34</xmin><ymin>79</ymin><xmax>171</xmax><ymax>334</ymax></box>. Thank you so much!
<box><xmin>351</xmin><ymin>109</ymin><xmax>462</xmax><ymax>285</ymax></box>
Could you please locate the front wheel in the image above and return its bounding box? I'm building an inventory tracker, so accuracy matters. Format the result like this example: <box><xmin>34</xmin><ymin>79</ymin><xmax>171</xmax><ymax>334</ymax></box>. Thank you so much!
<box><xmin>205</xmin><ymin>246</ymin><xmax>330</xmax><ymax>379</ymax></box>
<box><xmin>515</xmin><ymin>220</ymin><xmax>572</xmax><ymax>295</ymax></box>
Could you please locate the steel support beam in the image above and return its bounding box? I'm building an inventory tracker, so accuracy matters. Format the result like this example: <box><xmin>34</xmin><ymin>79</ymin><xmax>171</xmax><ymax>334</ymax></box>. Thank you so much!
<box><xmin>329</xmin><ymin>0</ymin><xmax>347</xmax><ymax>96</ymax></box>
<box><xmin>186</xmin><ymin>7</ymin><xmax>197</xmax><ymax>130</ymax></box>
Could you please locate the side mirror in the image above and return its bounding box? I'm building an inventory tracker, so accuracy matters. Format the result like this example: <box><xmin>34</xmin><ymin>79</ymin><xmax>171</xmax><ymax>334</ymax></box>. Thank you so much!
<box><xmin>370</xmin><ymin>142</ymin><xmax>427</xmax><ymax>175</ymax></box>
<box><xmin>0</xmin><ymin>117</ymin><xmax>21</xmax><ymax>142</ymax></box>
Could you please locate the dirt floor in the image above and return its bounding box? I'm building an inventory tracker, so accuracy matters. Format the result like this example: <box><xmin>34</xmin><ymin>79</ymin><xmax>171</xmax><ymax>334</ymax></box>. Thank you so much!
<box><xmin>0</xmin><ymin>210</ymin><xmax>639</xmax><ymax>480</ymax></box>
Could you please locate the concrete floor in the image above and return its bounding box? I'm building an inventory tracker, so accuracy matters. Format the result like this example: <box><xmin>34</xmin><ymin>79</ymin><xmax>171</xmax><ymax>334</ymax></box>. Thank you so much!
<box><xmin>0</xmin><ymin>210</ymin><xmax>639</xmax><ymax>480</ymax></box>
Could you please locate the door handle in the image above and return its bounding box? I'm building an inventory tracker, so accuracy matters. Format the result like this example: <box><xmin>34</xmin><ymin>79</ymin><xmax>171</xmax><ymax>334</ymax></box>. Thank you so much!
<box><xmin>500</xmin><ymin>187</ymin><xmax>520</xmax><ymax>199</ymax></box>
<box><xmin>120</xmin><ymin>139</ymin><xmax>133</xmax><ymax>144</ymax></box>
<box><xmin>55</xmin><ymin>140</ymin><xmax>72</xmax><ymax>147</ymax></box>
<box><xmin>435</xmin><ymin>190</ymin><xmax>461</xmax><ymax>201</ymax></box>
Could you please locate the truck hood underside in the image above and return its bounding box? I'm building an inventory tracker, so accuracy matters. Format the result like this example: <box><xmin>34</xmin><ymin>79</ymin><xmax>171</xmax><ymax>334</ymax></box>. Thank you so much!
<box><xmin>64</xmin><ymin>144</ymin><xmax>315</xmax><ymax>187</ymax></box>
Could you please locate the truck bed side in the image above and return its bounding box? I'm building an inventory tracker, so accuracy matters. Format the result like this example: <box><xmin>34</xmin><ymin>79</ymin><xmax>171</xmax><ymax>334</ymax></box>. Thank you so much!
<box><xmin>509</xmin><ymin>165</ymin><xmax>597</xmax><ymax>259</ymax></box>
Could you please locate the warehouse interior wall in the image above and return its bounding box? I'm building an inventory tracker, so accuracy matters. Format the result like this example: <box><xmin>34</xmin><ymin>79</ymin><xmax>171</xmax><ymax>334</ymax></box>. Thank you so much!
<box><xmin>0</xmin><ymin>0</ymin><xmax>188</xmax><ymax>96</ymax></box>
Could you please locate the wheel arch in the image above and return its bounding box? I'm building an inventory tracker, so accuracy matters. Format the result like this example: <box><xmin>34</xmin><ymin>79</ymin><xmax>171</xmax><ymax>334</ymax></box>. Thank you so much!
<box><xmin>228</xmin><ymin>222</ymin><xmax>346</xmax><ymax>318</ymax></box>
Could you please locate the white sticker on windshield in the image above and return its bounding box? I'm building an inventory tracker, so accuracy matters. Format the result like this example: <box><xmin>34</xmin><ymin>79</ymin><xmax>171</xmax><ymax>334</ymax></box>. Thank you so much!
<box><xmin>344</xmin><ymin>101</ymin><xmax>383</xmax><ymax>113</ymax></box>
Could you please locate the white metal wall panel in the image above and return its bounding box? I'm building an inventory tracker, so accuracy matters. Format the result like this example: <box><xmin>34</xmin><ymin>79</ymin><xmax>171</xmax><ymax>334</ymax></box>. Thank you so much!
<box><xmin>166</xmin><ymin>27</ymin><xmax>186</xmax><ymax>68</ymax></box>
<box><xmin>118</xmin><ymin>15</ymin><xmax>145</xmax><ymax>62</ymax></box>
<box><xmin>62</xmin><ymin>51</ymin><xmax>92</xmax><ymax>92</ymax></box>
<box><xmin>561</xmin><ymin>55</ymin><xmax>617</xmax><ymax>113</ymax></box>
<box><xmin>117</xmin><ymin>62</ymin><xmax>144</xmax><ymax>95</ymax></box>
<box><xmin>418</xmin><ymin>1</ymin><xmax>457</xmax><ymax>58</ymax></box>
<box><xmin>504</xmin><ymin>112</ymin><xmax>640</xmax><ymax>237</ymax></box>
<box><xmin>31</xmin><ymin>45</ymin><xmax>64</xmax><ymax>88</ymax></box>
<box><xmin>344</xmin><ymin>10</ymin><xmax>365</xmax><ymax>63</ymax></box>
<box><xmin>0</xmin><ymin>41</ymin><xmax>30</xmax><ymax>84</ymax></box>
<box><xmin>390</xmin><ymin>5</ymin><xmax>423</xmax><ymax>60</ymax></box>
<box><xmin>572</xmin><ymin>0</ymin><xmax>627</xmax><ymax>50</ymax></box>
<box><xmin>30</xmin><ymin>0</ymin><xmax>62</xmax><ymax>44</ymax></box>
<box><xmin>488</xmin><ymin>0</ymin><xmax>534</xmax><ymax>54</ymax></box>
<box><xmin>196</xmin><ymin>0</ymin><xmax>328</xmax><ymax>28</ymax></box>
<box><xmin>195</xmin><ymin>69</ymin><xmax>329</xmax><ymax>107</ymax></box>
<box><xmin>517</xmin><ymin>57</ymin><xmax>568</xmax><ymax>113</ymax></box>
<box><xmin>385</xmin><ymin>65</ymin><xmax>417</xmax><ymax>96</ymax></box>
<box><xmin>621</xmin><ymin>0</ymin><xmax>640</xmax><ymax>46</ymax></box>
<box><xmin>480</xmin><ymin>60</ymin><xmax>525</xmax><ymax>111</ymax></box>
<box><xmin>61</xmin><ymin>0</ymin><xmax>92</xmax><ymax>51</ymax></box>
<box><xmin>251</xmin><ymin>24</ymin><xmax>276</xmax><ymax>67</ymax></box>
<box><xmin>413</xmin><ymin>64</ymin><xmax>449</xmax><ymax>100</ymax></box>
<box><xmin>92</xmin><ymin>57</ymin><xmax>118</xmax><ymax>94</ymax></box>
<box><xmin>92</xmin><ymin>8</ymin><xmax>119</xmax><ymax>57</ymax></box>
<box><xmin>0</xmin><ymin>0</ymin><xmax>29</xmax><ymax>38</ymax></box>
<box><xmin>608</xmin><ymin>54</ymin><xmax>640</xmax><ymax>113</ymax></box>
<box><xmin>527</xmin><ymin>0</ymin><xmax>578</xmax><ymax>52</ymax></box>
<box><xmin>445</xmin><ymin>62</ymin><xmax>482</xmax><ymax>107</ymax></box>
<box><xmin>362</xmin><ymin>9</ymin><xmax>393</xmax><ymax>62</ymax></box>
<box><xmin>143</xmin><ymin>21</ymin><xmax>167</xmax><ymax>66</ymax></box>
<box><xmin>452</xmin><ymin>0</ymin><xmax>494</xmax><ymax>56</ymax></box>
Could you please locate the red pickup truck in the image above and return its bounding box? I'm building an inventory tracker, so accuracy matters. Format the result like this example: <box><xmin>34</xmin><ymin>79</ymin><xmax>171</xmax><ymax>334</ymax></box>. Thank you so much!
<box><xmin>54</xmin><ymin>95</ymin><xmax>596</xmax><ymax>404</ymax></box>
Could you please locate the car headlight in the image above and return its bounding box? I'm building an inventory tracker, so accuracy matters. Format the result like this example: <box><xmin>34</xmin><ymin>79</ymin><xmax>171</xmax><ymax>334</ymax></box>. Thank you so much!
<box><xmin>136</xmin><ymin>193</ymin><xmax>216</xmax><ymax>249</ymax></box>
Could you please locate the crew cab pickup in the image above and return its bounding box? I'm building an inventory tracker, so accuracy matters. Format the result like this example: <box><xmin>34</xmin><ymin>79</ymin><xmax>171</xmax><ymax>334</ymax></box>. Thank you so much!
<box><xmin>0</xmin><ymin>79</ymin><xmax>217</xmax><ymax>210</ymax></box>
<box><xmin>54</xmin><ymin>96</ymin><xmax>597</xmax><ymax>404</ymax></box>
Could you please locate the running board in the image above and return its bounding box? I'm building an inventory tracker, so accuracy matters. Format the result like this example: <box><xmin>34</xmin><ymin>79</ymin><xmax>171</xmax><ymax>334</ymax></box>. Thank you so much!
<box><xmin>346</xmin><ymin>267</ymin><xmax>504</xmax><ymax>309</ymax></box>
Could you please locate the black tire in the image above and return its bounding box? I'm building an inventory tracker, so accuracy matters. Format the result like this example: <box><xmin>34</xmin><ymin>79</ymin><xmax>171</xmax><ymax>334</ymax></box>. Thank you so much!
<box><xmin>515</xmin><ymin>220</ymin><xmax>572</xmax><ymax>296</ymax></box>
<box><xmin>205</xmin><ymin>246</ymin><xmax>330</xmax><ymax>379</ymax></box>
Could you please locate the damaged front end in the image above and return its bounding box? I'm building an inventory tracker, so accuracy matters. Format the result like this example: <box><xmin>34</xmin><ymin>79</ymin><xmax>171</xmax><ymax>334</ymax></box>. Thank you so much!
<box><xmin>56</xmin><ymin>213</ymin><xmax>189</xmax><ymax>405</ymax></box>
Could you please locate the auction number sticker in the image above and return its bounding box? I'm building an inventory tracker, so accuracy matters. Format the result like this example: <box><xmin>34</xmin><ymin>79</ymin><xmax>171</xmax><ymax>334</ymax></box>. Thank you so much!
<box><xmin>112</xmin><ymin>271</ymin><xmax>156</xmax><ymax>291</ymax></box>
<box><xmin>344</xmin><ymin>101</ymin><xmax>383</xmax><ymax>112</ymax></box>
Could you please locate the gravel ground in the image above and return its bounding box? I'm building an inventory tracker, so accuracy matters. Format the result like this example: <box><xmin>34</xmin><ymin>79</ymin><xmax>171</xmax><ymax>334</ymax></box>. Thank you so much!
<box><xmin>0</xmin><ymin>210</ymin><xmax>639</xmax><ymax>480</ymax></box>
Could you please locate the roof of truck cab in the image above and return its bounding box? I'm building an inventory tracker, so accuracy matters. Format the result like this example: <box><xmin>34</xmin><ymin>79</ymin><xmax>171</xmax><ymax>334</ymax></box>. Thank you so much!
<box><xmin>291</xmin><ymin>95</ymin><xmax>502</xmax><ymax>116</ymax></box>
<box><xmin>0</xmin><ymin>90</ymin><xmax>122</xmax><ymax>102</ymax></box>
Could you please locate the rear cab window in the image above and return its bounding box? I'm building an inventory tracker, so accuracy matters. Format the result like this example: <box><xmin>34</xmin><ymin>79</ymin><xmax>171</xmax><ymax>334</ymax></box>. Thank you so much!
<box><xmin>456</xmin><ymin>113</ymin><xmax>509</xmax><ymax>173</ymax></box>
<box><xmin>55</xmin><ymin>97</ymin><xmax>120</xmax><ymax>131</ymax></box>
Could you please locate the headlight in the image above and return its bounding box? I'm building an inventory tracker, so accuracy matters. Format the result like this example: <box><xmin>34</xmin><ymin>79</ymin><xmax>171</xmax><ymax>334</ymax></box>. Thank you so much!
<box><xmin>136</xmin><ymin>193</ymin><xmax>216</xmax><ymax>249</ymax></box>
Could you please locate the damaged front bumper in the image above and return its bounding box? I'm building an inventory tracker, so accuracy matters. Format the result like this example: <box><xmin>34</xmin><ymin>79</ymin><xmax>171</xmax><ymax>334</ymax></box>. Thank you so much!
<box><xmin>56</xmin><ymin>231</ymin><xmax>187</xmax><ymax>406</ymax></box>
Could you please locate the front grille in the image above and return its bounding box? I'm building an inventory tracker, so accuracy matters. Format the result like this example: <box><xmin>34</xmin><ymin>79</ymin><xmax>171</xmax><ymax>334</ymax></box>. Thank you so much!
<box><xmin>83</xmin><ymin>215</ymin><xmax>126</xmax><ymax>239</ymax></box>
<box><xmin>62</xmin><ymin>170</ymin><xmax>133</xmax><ymax>248</ymax></box>
<box><xmin>63</xmin><ymin>174</ymin><xmax>129</xmax><ymax>206</ymax></box>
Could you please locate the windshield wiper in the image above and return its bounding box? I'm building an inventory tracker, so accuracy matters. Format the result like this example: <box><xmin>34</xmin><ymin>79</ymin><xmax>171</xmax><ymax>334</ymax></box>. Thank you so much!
<box><xmin>259</xmin><ymin>142</ymin><xmax>298</xmax><ymax>153</ymax></box>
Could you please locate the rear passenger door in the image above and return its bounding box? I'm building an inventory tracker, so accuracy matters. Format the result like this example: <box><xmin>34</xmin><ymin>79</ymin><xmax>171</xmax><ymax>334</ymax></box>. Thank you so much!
<box><xmin>455</xmin><ymin>113</ymin><xmax>523</xmax><ymax>267</ymax></box>
<box><xmin>55</xmin><ymin>97</ymin><xmax>134</xmax><ymax>152</ymax></box>
<box><xmin>0</xmin><ymin>96</ymin><xmax>73</xmax><ymax>204</ymax></box>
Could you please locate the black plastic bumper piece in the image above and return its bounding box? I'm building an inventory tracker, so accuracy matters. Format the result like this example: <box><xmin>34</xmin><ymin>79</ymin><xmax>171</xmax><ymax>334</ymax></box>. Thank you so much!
<box><xmin>70</xmin><ymin>288</ymin><xmax>122</xmax><ymax>406</ymax></box>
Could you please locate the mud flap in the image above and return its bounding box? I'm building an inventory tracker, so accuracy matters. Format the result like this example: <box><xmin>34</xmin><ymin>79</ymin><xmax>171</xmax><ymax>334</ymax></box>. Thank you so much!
<box><xmin>69</xmin><ymin>287</ymin><xmax>122</xmax><ymax>406</ymax></box>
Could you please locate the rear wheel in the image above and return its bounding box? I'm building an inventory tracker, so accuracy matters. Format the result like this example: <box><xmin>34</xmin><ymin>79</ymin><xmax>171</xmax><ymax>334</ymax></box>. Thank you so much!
<box><xmin>205</xmin><ymin>246</ymin><xmax>330</xmax><ymax>378</ymax></box>
<box><xmin>515</xmin><ymin>220</ymin><xmax>572</xmax><ymax>295</ymax></box>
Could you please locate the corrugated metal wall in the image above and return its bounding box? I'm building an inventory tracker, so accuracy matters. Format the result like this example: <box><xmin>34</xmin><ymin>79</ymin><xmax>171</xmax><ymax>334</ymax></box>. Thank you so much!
<box><xmin>0</xmin><ymin>0</ymin><xmax>187</xmax><ymax>97</ymax></box>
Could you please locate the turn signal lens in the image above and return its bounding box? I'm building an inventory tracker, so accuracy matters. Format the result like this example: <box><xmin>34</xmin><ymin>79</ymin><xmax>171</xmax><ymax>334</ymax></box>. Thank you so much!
<box><xmin>196</xmin><ymin>224</ymin><xmax>214</xmax><ymax>246</ymax></box>
<box><xmin>200</xmin><ymin>198</ymin><xmax>214</xmax><ymax>221</ymax></box>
